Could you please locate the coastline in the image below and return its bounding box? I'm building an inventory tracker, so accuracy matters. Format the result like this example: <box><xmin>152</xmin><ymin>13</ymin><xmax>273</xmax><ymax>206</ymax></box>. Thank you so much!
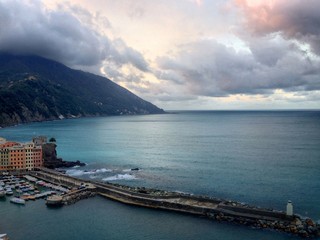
<box><xmin>0</xmin><ymin>111</ymin><xmax>168</xmax><ymax>129</ymax></box>
<box><xmin>3</xmin><ymin>109</ymin><xmax>320</xmax><ymax>129</ymax></box>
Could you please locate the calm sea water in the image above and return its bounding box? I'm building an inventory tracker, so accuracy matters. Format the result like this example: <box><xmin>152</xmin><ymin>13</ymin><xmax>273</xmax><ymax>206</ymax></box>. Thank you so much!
<box><xmin>0</xmin><ymin>111</ymin><xmax>319</xmax><ymax>240</ymax></box>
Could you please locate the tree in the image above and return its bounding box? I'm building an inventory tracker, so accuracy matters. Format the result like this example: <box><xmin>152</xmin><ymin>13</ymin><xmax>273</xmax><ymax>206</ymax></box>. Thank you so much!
<box><xmin>49</xmin><ymin>137</ymin><xmax>56</xmax><ymax>143</ymax></box>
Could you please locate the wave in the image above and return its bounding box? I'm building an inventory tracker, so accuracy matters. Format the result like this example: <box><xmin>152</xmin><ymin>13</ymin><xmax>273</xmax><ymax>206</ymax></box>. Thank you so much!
<box><xmin>123</xmin><ymin>168</ymin><xmax>140</xmax><ymax>172</ymax></box>
<box><xmin>66</xmin><ymin>169</ymin><xmax>90</xmax><ymax>176</ymax></box>
<box><xmin>173</xmin><ymin>190</ymin><xmax>194</xmax><ymax>196</ymax></box>
<box><xmin>95</xmin><ymin>168</ymin><xmax>112</xmax><ymax>173</ymax></box>
<box><xmin>66</xmin><ymin>168</ymin><xmax>112</xmax><ymax>176</ymax></box>
<box><xmin>102</xmin><ymin>174</ymin><xmax>137</xmax><ymax>181</ymax></box>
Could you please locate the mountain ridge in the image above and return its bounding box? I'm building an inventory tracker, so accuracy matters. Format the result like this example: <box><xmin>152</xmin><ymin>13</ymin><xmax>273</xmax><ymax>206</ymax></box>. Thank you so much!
<box><xmin>0</xmin><ymin>53</ymin><xmax>164</xmax><ymax>127</ymax></box>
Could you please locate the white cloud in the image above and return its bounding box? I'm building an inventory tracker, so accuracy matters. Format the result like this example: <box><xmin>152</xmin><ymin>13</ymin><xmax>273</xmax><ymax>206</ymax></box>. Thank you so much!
<box><xmin>155</xmin><ymin>38</ymin><xmax>320</xmax><ymax>98</ymax></box>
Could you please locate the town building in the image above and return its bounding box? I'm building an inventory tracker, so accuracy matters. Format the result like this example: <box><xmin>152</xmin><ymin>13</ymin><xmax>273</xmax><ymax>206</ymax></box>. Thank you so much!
<box><xmin>0</xmin><ymin>137</ymin><xmax>45</xmax><ymax>171</ymax></box>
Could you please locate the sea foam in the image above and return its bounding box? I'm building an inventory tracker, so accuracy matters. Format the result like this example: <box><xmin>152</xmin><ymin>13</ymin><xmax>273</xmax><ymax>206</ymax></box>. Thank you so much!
<box><xmin>66</xmin><ymin>168</ymin><xmax>112</xmax><ymax>176</ymax></box>
<box><xmin>102</xmin><ymin>174</ymin><xmax>137</xmax><ymax>181</ymax></box>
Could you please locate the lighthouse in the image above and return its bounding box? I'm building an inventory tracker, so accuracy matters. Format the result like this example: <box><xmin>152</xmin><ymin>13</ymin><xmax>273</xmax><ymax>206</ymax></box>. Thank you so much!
<box><xmin>286</xmin><ymin>200</ymin><xmax>293</xmax><ymax>216</ymax></box>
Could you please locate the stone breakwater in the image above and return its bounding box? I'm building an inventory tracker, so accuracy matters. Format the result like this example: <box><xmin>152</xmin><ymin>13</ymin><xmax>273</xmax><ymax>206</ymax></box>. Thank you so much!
<box><xmin>94</xmin><ymin>184</ymin><xmax>320</xmax><ymax>238</ymax></box>
<box><xmin>63</xmin><ymin>190</ymin><xmax>96</xmax><ymax>205</ymax></box>
<box><xmin>30</xmin><ymin>168</ymin><xmax>320</xmax><ymax>238</ymax></box>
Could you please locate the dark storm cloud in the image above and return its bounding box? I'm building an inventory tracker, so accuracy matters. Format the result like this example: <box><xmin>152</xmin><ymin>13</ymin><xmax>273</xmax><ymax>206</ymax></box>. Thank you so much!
<box><xmin>156</xmin><ymin>39</ymin><xmax>320</xmax><ymax>97</ymax></box>
<box><xmin>237</xmin><ymin>0</ymin><xmax>320</xmax><ymax>55</ymax></box>
<box><xmin>0</xmin><ymin>0</ymin><xmax>107</xmax><ymax>66</ymax></box>
<box><xmin>0</xmin><ymin>0</ymin><xmax>149</xmax><ymax>71</ymax></box>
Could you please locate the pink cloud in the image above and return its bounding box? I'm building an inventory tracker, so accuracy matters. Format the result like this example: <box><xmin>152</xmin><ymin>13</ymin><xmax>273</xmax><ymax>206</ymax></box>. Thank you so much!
<box><xmin>236</xmin><ymin>0</ymin><xmax>320</xmax><ymax>55</ymax></box>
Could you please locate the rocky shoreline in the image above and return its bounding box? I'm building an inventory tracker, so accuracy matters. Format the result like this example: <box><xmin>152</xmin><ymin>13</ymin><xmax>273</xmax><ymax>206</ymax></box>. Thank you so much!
<box><xmin>42</xmin><ymin>142</ymin><xmax>86</xmax><ymax>169</ymax></box>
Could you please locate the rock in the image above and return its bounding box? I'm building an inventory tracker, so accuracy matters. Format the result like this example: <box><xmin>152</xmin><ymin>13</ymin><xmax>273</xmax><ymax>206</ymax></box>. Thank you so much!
<box><xmin>297</xmin><ymin>224</ymin><xmax>304</xmax><ymax>230</ymax></box>
<box><xmin>306</xmin><ymin>218</ymin><xmax>315</xmax><ymax>227</ymax></box>
<box><xmin>294</xmin><ymin>218</ymin><xmax>302</xmax><ymax>226</ymax></box>
<box><xmin>279</xmin><ymin>223</ymin><xmax>285</xmax><ymax>229</ymax></box>
<box><xmin>307</xmin><ymin>226</ymin><xmax>316</xmax><ymax>234</ymax></box>
<box><xmin>43</xmin><ymin>143</ymin><xmax>86</xmax><ymax>168</ymax></box>
<box><xmin>290</xmin><ymin>226</ymin><xmax>297</xmax><ymax>234</ymax></box>
<box><xmin>269</xmin><ymin>222</ymin><xmax>276</xmax><ymax>229</ymax></box>
<box><xmin>298</xmin><ymin>230</ymin><xmax>308</xmax><ymax>238</ymax></box>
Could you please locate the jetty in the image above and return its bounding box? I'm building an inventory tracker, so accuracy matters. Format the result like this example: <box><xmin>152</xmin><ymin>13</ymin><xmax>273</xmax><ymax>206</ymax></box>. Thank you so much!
<box><xmin>14</xmin><ymin>168</ymin><xmax>320</xmax><ymax>238</ymax></box>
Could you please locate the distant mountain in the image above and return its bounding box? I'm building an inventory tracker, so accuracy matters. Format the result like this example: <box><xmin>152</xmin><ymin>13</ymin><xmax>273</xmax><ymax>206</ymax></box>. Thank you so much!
<box><xmin>0</xmin><ymin>53</ymin><xmax>164</xmax><ymax>127</ymax></box>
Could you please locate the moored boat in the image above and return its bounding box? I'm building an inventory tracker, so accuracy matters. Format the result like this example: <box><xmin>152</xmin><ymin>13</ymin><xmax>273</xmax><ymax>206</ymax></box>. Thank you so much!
<box><xmin>28</xmin><ymin>195</ymin><xmax>36</xmax><ymax>200</ymax></box>
<box><xmin>10</xmin><ymin>197</ymin><xmax>26</xmax><ymax>205</ymax></box>
<box><xmin>20</xmin><ymin>193</ymin><xmax>30</xmax><ymax>200</ymax></box>
<box><xmin>0</xmin><ymin>233</ymin><xmax>9</xmax><ymax>240</ymax></box>
<box><xmin>5</xmin><ymin>188</ymin><xmax>13</xmax><ymax>196</ymax></box>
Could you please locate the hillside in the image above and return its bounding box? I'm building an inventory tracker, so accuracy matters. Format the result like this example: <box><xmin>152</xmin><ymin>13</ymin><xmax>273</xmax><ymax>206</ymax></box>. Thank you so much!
<box><xmin>0</xmin><ymin>53</ymin><xmax>164</xmax><ymax>127</ymax></box>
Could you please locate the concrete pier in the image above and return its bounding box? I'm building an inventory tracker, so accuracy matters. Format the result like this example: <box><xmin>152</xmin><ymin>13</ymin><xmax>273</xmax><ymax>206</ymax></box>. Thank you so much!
<box><xmin>28</xmin><ymin>168</ymin><xmax>320</xmax><ymax>238</ymax></box>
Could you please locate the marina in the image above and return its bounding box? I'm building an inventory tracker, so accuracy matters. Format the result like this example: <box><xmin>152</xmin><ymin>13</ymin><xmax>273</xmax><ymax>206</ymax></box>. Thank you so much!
<box><xmin>0</xmin><ymin>171</ymin><xmax>96</xmax><ymax>208</ymax></box>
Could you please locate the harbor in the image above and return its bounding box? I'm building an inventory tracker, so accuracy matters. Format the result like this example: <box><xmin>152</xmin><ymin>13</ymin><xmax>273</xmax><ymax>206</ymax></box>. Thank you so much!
<box><xmin>0</xmin><ymin>171</ymin><xmax>95</xmax><ymax>206</ymax></box>
<box><xmin>1</xmin><ymin>168</ymin><xmax>317</xmax><ymax>238</ymax></box>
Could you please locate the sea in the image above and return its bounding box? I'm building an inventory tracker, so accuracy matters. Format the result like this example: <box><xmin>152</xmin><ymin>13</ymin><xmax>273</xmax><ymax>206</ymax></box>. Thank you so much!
<box><xmin>0</xmin><ymin>110</ymin><xmax>319</xmax><ymax>240</ymax></box>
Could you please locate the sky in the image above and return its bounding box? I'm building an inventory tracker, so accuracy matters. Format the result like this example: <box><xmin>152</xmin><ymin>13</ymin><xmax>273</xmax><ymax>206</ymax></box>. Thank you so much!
<box><xmin>0</xmin><ymin>0</ymin><xmax>319</xmax><ymax>110</ymax></box>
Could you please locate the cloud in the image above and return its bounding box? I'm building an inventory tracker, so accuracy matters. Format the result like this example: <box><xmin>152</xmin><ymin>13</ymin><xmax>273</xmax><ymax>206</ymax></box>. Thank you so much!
<box><xmin>109</xmin><ymin>39</ymin><xmax>150</xmax><ymax>72</ymax></box>
<box><xmin>248</xmin><ymin>35</ymin><xmax>292</xmax><ymax>67</ymax></box>
<box><xmin>188</xmin><ymin>0</ymin><xmax>204</xmax><ymax>7</ymax></box>
<box><xmin>155</xmin><ymin>38</ymin><xmax>320</xmax><ymax>97</ymax></box>
<box><xmin>236</xmin><ymin>0</ymin><xmax>320</xmax><ymax>55</ymax></box>
<box><xmin>0</xmin><ymin>0</ymin><xmax>149</xmax><ymax>72</ymax></box>
<box><xmin>0</xmin><ymin>0</ymin><xmax>108</xmax><ymax>66</ymax></box>
<box><xmin>1</xmin><ymin>0</ymin><xmax>319</xmax><ymax>110</ymax></box>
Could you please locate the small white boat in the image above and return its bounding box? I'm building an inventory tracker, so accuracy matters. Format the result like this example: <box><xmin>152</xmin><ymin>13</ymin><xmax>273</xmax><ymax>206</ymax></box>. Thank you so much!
<box><xmin>10</xmin><ymin>197</ymin><xmax>26</xmax><ymax>205</ymax></box>
<box><xmin>5</xmin><ymin>188</ymin><xmax>13</xmax><ymax>195</ymax></box>
<box><xmin>0</xmin><ymin>233</ymin><xmax>9</xmax><ymax>240</ymax></box>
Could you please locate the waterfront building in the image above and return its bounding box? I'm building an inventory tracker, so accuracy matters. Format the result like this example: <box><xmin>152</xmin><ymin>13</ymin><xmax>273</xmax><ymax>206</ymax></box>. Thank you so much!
<box><xmin>0</xmin><ymin>137</ymin><xmax>44</xmax><ymax>171</ymax></box>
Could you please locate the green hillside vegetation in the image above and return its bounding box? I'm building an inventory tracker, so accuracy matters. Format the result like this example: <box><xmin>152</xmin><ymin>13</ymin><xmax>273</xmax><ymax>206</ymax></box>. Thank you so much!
<box><xmin>0</xmin><ymin>53</ymin><xmax>164</xmax><ymax>127</ymax></box>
